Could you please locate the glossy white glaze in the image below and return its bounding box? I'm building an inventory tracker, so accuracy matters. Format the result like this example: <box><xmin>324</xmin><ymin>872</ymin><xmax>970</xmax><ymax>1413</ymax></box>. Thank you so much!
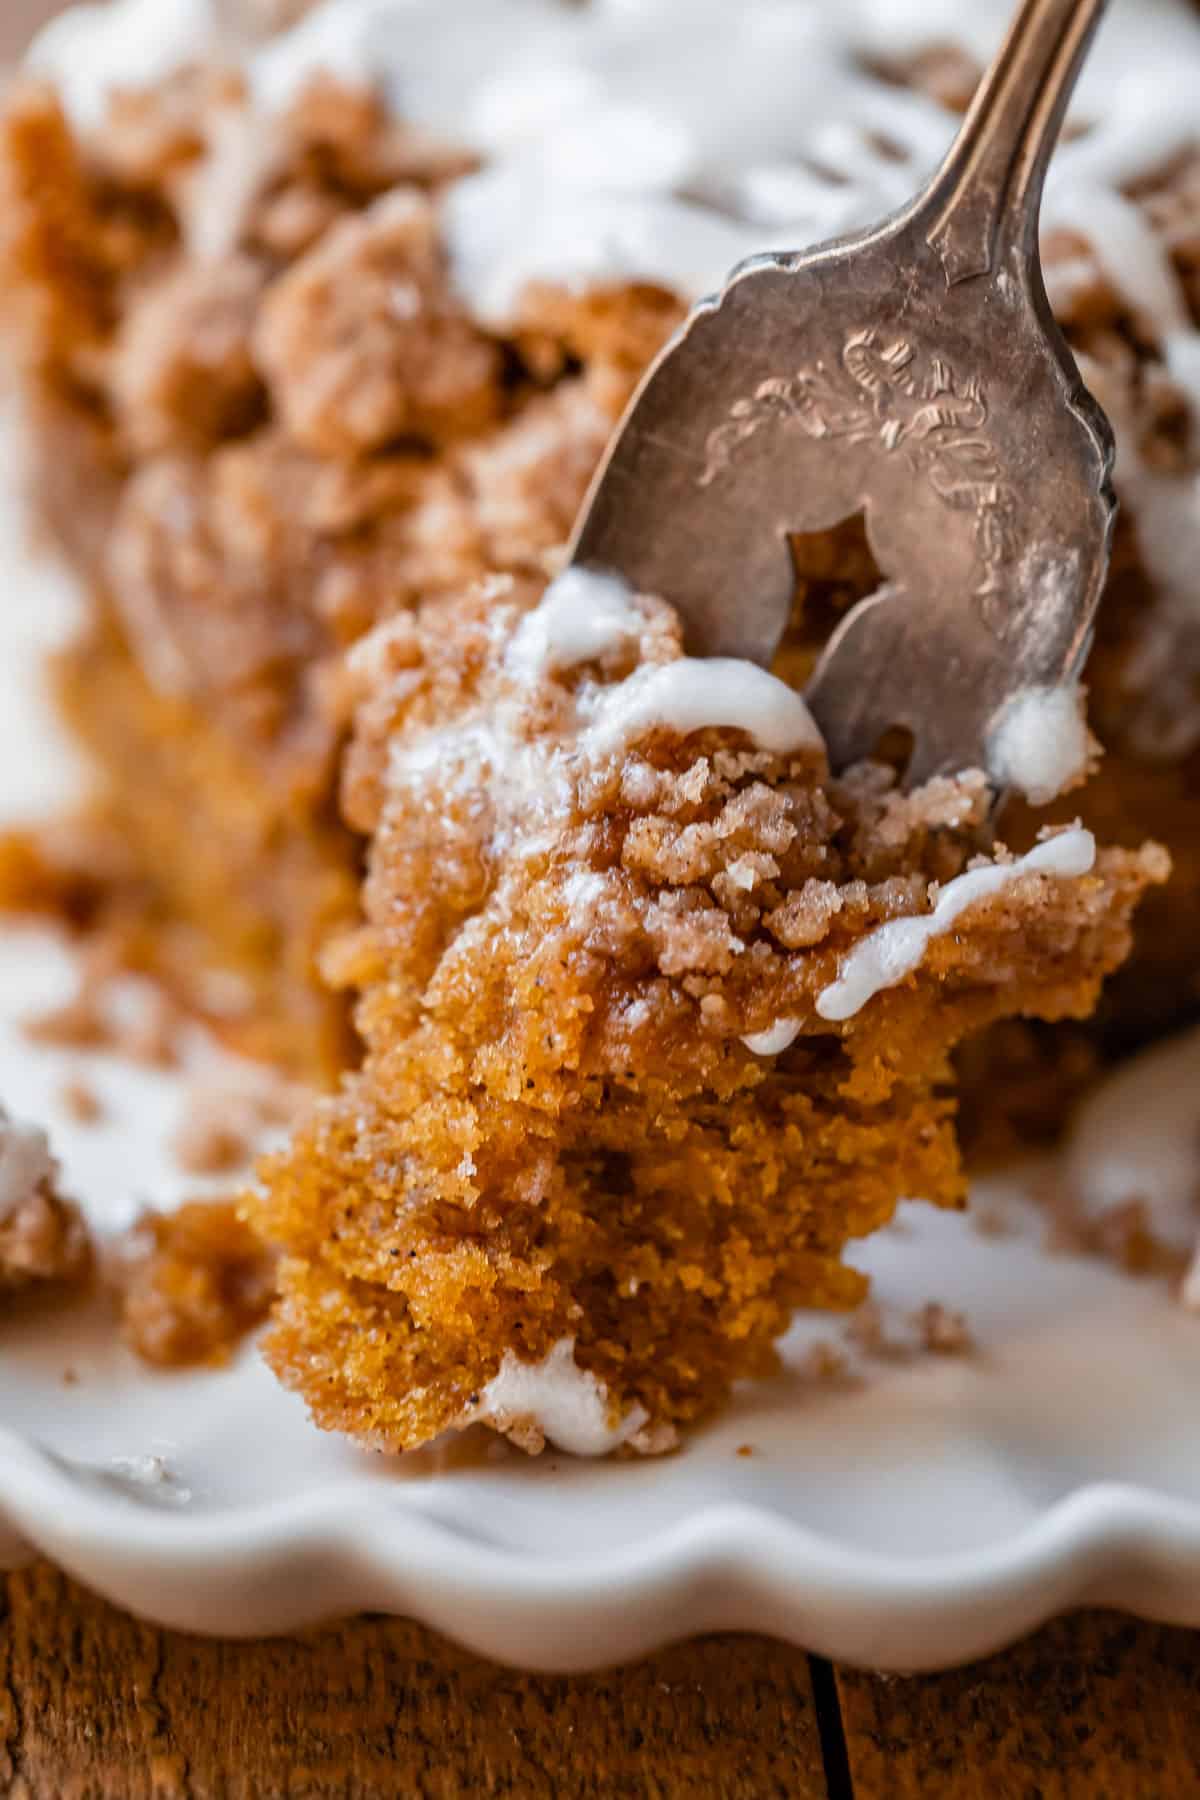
<box><xmin>6</xmin><ymin>0</ymin><xmax>1200</xmax><ymax>1665</ymax></box>
<box><xmin>31</xmin><ymin>0</ymin><xmax>1200</xmax><ymax>329</ymax></box>
<box><xmin>506</xmin><ymin>567</ymin><xmax>641</xmax><ymax>677</ymax></box>
<box><xmin>466</xmin><ymin>1337</ymin><xmax>651</xmax><ymax>1457</ymax></box>
<box><xmin>30</xmin><ymin>0</ymin><xmax>1200</xmax><ymax>784</ymax></box>
<box><xmin>741</xmin><ymin>1018</ymin><xmax>802</xmax><ymax>1057</ymax></box>
<box><xmin>0</xmin><ymin>492</ymin><xmax>1199</xmax><ymax>1659</ymax></box>
<box><xmin>817</xmin><ymin>828</ymin><xmax>1096</xmax><ymax>1022</ymax></box>
<box><xmin>986</xmin><ymin>684</ymin><xmax>1092</xmax><ymax>805</ymax></box>
<box><xmin>584</xmin><ymin>657</ymin><xmax>824</xmax><ymax>758</ymax></box>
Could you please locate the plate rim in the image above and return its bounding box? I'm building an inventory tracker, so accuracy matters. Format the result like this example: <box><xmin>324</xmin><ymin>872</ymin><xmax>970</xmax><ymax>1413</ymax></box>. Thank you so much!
<box><xmin>6</xmin><ymin>1425</ymin><xmax>1200</xmax><ymax>1670</ymax></box>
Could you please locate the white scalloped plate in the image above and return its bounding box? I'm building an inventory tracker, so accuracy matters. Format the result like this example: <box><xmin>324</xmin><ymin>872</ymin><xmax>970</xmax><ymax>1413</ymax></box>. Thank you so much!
<box><xmin>3</xmin><ymin>483</ymin><xmax>1200</xmax><ymax>1673</ymax></box>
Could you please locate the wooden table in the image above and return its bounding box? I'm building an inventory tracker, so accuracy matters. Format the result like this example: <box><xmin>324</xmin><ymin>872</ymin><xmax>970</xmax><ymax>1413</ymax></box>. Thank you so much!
<box><xmin>6</xmin><ymin>1568</ymin><xmax>1200</xmax><ymax>1796</ymax></box>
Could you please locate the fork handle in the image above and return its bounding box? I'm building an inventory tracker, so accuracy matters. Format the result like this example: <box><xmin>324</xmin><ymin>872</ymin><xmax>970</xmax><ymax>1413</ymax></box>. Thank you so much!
<box><xmin>917</xmin><ymin>0</ymin><xmax>1108</xmax><ymax>284</ymax></box>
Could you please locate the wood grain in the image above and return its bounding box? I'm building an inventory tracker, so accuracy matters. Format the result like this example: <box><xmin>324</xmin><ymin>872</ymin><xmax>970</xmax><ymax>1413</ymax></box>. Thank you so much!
<box><xmin>11</xmin><ymin>1567</ymin><xmax>1200</xmax><ymax>1797</ymax></box>
<box><xmin>0</xmin><ymin>1565</ymin><xmax>829</xmax><ymax>1799</ymax></box>
<box><xmin>835</xmin><ymin>1611</ymin><xmax>1200</xmax><ymax>1799</ymax></box>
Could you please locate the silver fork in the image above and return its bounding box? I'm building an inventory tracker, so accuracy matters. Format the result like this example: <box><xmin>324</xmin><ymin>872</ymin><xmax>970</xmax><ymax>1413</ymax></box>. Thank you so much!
<box><xmin>568</xmin><ymin>0</ymin><xmax>1114</xmax><ymax>787</ymax></box>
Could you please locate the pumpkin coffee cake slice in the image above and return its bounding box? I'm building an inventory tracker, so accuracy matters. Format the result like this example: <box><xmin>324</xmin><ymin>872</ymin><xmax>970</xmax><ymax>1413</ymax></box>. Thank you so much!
<box><xmin>250</xmin><ymin>571</ymin><xmax>1165</xmax><ymax>1457</ymax></box>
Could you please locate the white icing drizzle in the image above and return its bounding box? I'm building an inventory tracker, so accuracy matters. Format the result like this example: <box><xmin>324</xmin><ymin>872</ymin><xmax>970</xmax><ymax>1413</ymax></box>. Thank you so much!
<box><xmin>386</xmin><ymin>579</ymin><xmax>823</xmax><ymax>862</ymax></box>
<box><xmin>506</xmin><ymin>566</ymin><xmax>641</xmax><ymax>678</ymax></box>
<box><xmin>583</xmin><ymin>658</ymin><xmax>824</xmax><ymax>759</ymax></box>
<box><xmin>467</xmin><ymin>1336</ymin><xmax>649</xmax><ymax>1456</ymax></box>
<box><xmin>387</xmin><ymin>709</ymin><xmax>572</xmax><ymax>858</ymax></box>
<box><xmin>182</xmin><ymin>99</ymin><xmax>277</xmax><ymax>263</ymax></box>
<box><xmin>1045</xmin><ymin>182</ymin><xmax>1192</xmax><ymax>338</ymax></box>
<box><xmin>742</xmin><ymin>1018</ymin><xmax>801</xmax><ymax>1057</ymax></box>
<box><xmin>265</xmin><ymin>0</ymin><xmax>1200</xmax><ymax>329</ymax></box>
<box><xmin>0</xmin><ymin>1105</ymin><xmax>55</xmax><ymax>1220</ymax></box>
<box><xmin>28</xmin><ymin>0</ymin><xmax>217</xmax><ymax>127</ymax></box>
<box><xmin>26</xmin><ymin>0</ymin><xmax>1200</xmax><ymax>1367</ymax></box>
<box><xmin>816</xmin><ymin>827</ymin><xmax>1097</xmax><ymax>1023</ymax></box>
<box><xmin>30</xmin><ymin>0</ymin><xmax>1200</xmax><ymax>747</ymax></box>
<box><xmin>32</xmin><ymin>0</ymin><xmax>1200</xmax><ymax>329</ymax></box>
<box><xmin>985</xmin><ymin>683</ymin><xmax>1092</xmax><ymax>805</ymax></box>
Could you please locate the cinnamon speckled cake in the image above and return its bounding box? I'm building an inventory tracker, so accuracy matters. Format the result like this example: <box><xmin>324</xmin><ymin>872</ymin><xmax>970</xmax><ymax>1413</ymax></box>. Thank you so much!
<box><xmin>251</xmin><ymin>570</ymin><xmax>1160</xmax><ymax>1453</ymax></box>
<box><xmin>1</xmin><ymin>0</ymin><xmax>1197</xmax><ymax>1450</ymax></box>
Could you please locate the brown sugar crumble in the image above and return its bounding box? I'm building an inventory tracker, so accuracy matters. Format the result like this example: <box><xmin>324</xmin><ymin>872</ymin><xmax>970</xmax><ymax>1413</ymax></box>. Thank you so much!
<box><xmin>249</xmin><ymin>575</ymin><xmax>1161</xmax><ymax>1456</ymax></box>
<box><xmin>843</xmin><ymin>1302</ymin><xmax>891</xmax><ymax>1360</ymax></box>
<box><xmin>910</xmin><ymin>1303</ymin><xmax>974</xmax><ymax>1356</ymax></box>
<box><xmin>170</xmin><ymin>1069</ymin><xmax>304</xmax><ymax>1175</ymax></box>
<box><xmin>799</xmin><ymin>1340</ymin><xmax>854</xmax><ymax>1384</ymax></box>
<box><xmin>119</xmin><ymin>989</ymin><xmax>187</xmax><ymax>1070</ymax></box>
<box><xmin>58</xmin><ymin>1077</ymin><xmax>104</xmax><ymax>1126</ymax></box>
<box><xmin>0</xmin><ymin>1106</ymin><xmax>91</xmax><ymax>1299</ymax></box>
<box><xmin>0</xmin><ymin>70</ymin><xmax>674</xmax><ymax>1086</ymax></box>
<box><xmin>111</xmin><ymin>1199</ymin><xmax>276</xmax><ymax>1368</ymax></box>
<box><xmin>24</xmin><ymin>987</ymin><xmax>112</xmax><ymax>1055</ymax></box>
<box><xmin>970</xmin><ymin>1202</ymin><xmax>1017</xmax><ymax>1240</ymax></box>
<box><xmin>839</xmin><ymin>1298</ymin><xmax>974</xmax><ymax>1361</ymax></box>
<box><xmin>1042</xmin><ymin>1186</ymin><xmax>1188</xmax><ymax>1279</ymax></box>
<box><xmin>24</xmin><ymin>959</ymin><xmax>186</xmax><ymax>1071</ymax></box>
<box><xmin>0</xmin><ymin>19</ymin><xmax>1195</xmax><ymax>1458</ymax></box>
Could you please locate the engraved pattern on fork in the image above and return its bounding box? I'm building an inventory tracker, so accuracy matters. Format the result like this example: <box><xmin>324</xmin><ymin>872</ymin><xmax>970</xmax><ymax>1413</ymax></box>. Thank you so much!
<box><xmin>568</xmin><ymin>0</ymin><xmax>1115</xmax><ymax>787</ymax></box>
<box><xmin>697</xmin><ymin>329</ymin><xmax>1017</xmax><ymax>626</ymax></box>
